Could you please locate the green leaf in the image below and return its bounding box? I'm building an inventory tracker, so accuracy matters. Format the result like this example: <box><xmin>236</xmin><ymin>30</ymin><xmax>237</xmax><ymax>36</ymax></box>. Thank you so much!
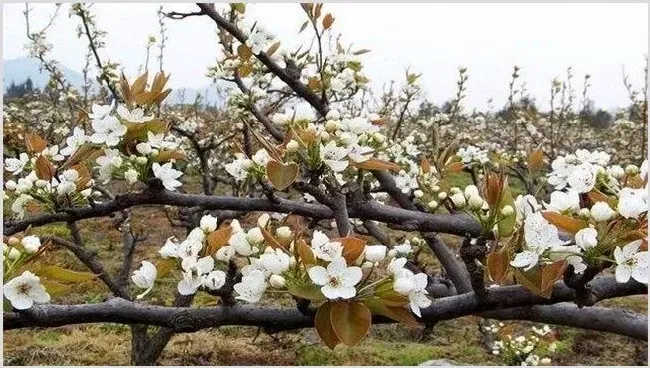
<box><xmin>36</xmin><ymin>265</ymin><xmax>97</xmax><ymax>283</ymax></box>
<box><xmin>496</xmin><ymin>178</ymin><xmax>516</xmax><ymax>237</ymax></box>
<box><xmin>287</xmin><ymin>281</ymin><xmax>325</xmax><ymax>302</ymax></box>
<box><xmin>40</xmin><ymin>277</ymin><xmax>73</xmax><ymax>296</ymax></box>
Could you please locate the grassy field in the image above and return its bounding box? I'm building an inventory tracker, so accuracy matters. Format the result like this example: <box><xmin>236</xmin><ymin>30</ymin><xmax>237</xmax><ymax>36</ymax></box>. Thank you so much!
<box><xmin>3</xmin><ymin>175</ymin><xmax>648</xmax><ymax>366</ymax></box>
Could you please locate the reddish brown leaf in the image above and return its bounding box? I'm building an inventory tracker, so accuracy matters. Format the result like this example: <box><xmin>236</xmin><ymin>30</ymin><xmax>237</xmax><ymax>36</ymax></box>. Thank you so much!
<box><xmin>205</xmin><ymin>226</ymin><xmax>233</xmax><ymax>256</ymax></box>
<box><xmin>527</xmin><ymin>149</ymin><xmax>544</xmax><ymax>172</ymax></box>
<box><xmin>25</xmin><ymin>132</ymin><xmax>47</xmax><ymax>154</ymax></box>
<box><xmin>322</xmin><ymin>13</ymin><xmax>335</xmax><ymax>29</ymax></box>
<box><xmin>35</xmin><ymin>155</ymin><xmax>55</xmax><ymax>181</ymax></box>
<box><xmin>330</xmin><ymin>301</ymin><xmax>372</xmax><ymax>346</ymax></box>
<box><xmin>334</xmin><ymin>236</ymin><xmax>367</xmax><ymax>265</ymax></box>
<box><xmin>352</xmin><ymin>158</ymin><xmax>402</xmax><ymax>172</ymax></box>
<box><xmin>314</xmin><ymin>302</ymin><xmax>339</xmax><ymax>349</ymax></box>
<box><xmin>487</xmin><ymin>249</ymin><xmax>511</xmax><ymax>284</ymax></box>
<box><xmin>266</xmin><ymin>160</ymin><xmax>300</xmax><ymax>191</ymax></box>
<box><xmin>541</xmin><ymin>211</ymin><xmax>588</xmax><ymax>234</ymax></box>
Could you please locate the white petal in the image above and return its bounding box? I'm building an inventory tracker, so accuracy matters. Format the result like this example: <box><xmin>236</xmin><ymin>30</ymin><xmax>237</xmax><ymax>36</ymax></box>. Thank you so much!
<box><xmin>342</xmin><ymin>267</ymin><xmax>363</xmax><ymax>287</ymax></box>
<box><xmin>308</xmin><ymin>266</ymin><xmax>329</xmax><ymax>285</ymax></box>
<box><xmin>320</xmin><ymin>284</ymin><xmax>341</xmax><ymax>300</ymax></box>
<box><xmin>11</xmin><ymin>294</ymin><xmax>35</xmax><ymax>310</ymax></box>
<box><xmin>336</xmin><ymin>286</ymin><xmax>357</xmax><ymax>299</ymax></box>
<box><xmin>615</xmin><ymin>265</ymin><xmax>632</xmax><ymax>283</ymax></box>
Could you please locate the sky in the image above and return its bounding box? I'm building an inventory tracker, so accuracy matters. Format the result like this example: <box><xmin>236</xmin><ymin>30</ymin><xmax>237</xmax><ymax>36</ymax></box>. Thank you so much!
<box><xmin>2</xmin><ymin>2</ymin><xmax>648</xmax><ymax>111</ymax></box>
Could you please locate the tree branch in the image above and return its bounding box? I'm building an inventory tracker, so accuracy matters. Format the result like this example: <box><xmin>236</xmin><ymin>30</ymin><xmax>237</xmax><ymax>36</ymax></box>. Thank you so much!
<box><xmin>4</xmin><ymin>190</ymin><xmax>483</xmax><ymax>238</ymax></box>
<box><xmin>5</xmin><ymin>277</ymin><xmax>645</xmax><ymax>339</ymax></box>
<box><xmin>195</xmin><ymin>3</ymin><xmax>329</xmax><ymax>117</ymax></box>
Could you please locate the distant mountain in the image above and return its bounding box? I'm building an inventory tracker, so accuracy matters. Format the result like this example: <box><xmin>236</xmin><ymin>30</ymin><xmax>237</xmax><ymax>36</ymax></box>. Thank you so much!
<box><xmin>3</xmin><ymin>56</ymin><xmax>226</xmax><ymax>107</ymax></box>
<box><xmin>3</xmin><ymin>56</ymin><xmax>85</xmax><ymax>91</ymax></box>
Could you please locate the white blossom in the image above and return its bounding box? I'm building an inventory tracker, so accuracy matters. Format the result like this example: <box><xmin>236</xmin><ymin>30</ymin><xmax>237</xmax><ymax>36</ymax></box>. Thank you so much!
<box><xmin>308</xmin><ymin>257</ymin><xmax>362</xmax><ymax>300</ymax></box>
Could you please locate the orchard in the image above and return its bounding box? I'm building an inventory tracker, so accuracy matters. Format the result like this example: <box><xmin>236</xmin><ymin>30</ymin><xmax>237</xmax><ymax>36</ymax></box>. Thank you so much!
<box><xmin>2</xmin><ymin>3</ymin><xmax>648</xmax><ymax>366</ymax></box>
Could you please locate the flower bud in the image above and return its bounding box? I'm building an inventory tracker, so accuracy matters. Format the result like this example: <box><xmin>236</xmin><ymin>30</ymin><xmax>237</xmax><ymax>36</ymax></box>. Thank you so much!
<box><xmin>276</xmin><ymin>226</ymin><xmax>292</xmax><ymax>239</ymax></box>
<box><xmin>21</xmin><ymin>235</ymin><xmax>41</xmax><ymax>254</ymax></box>
<box><xmin>200</xmin><ymin>214</ymin><xmax>218</xmax><ymax>233</ymax></box>
<box><xmin>427</xmin><ymin>200</ymin><xmax>438</xmax><ymax>209</ymax></box>
<box><xmin>136</xmin><ymin>142</ymin><xmax>152</xmax><ymax>155</ymax></box>
<box><xmin>501</xmin><ymin>205</ymin><xmax>514</xmax><ymax>216</ymax></box>
<box><xmin>437</xmin><ymin>192</ymin><xmax>447</xmax><ymax>200</ymax></box>
<box><xmin>35</xmin><ymin>179</ymin><xmax>48</xmax><ymax>188</ymax></box>
<box><xmin>625</xmin><ymin>165</ymin><xmax>639</xmax><ymax>175</ymax></box>
<box><xmin>464</xmin><ymin>185</ymin><xmax>480</xmax><ymax>199</ymax></box>
<box><xmin>286</xmin><ymin>140</ymin><xmax>300</xmax><ymax>152</ymax></box>
<box><xmin>7</xmin><ymin>247</ymin><xmax>20</xmax><ymax>260</ymax></box>
<box><xmin>373</xmin><ymin>133</ymin><xmax>386</xmax><ymax>143</ymax></box>
<box><xmin>361</xmin><ymin>261</ymin><xmax>374</xmax><ymax>269</ymax></box>
<box><xmin>325</xmin><ymin>120</ymin><xmax>339</xmax><ymax>132</ymax></box>
<box><xmin>364</xmin><ymin>245</ymin><xmax>387</xmax><ymax>262</ymax></box>
<box><xmin>607</xmin><ymin>165</ymin><xmax>625</xmax><ymax>179</ymax></box>
<box><xmin>326</xmin><ymin>109</ymin><xmax>340</xmax><ymax>120</ymax></box>
<box><xmin>578</xmin><ymin>208</ymin><xmax>591</xmax><ymax>218</ymax></box>
<box><xmin>8</xmin><ymin>237</ymin><xmax>20</xmax><ymax>246</ymax></box>
<box><xmin>246</xmin><ymin>227</ymin><xmax>265</xmax><ymax>244</ymax></box>
<box><xmin>319</xmin><ymin>131</ymin><xmax>330</xmax><ymax>141</ymax></box>
<box><xmin>5</xmin><ymin>180</ymin><xmax>17</xmax><ymax>191</ymax></box>
<box><xmin>450</xmin><ymin>192</ymin><xmax>466</xmax><ymax>208</ymax></box>
<box><xmin>414</xmin><ymin>190</ymin><xmax>424</xmax><ymax>198</ymax></box>
<box><xmin>136</xmin><ymin>156</ymin><xmax>148</xmax><ymax>165</ymax></box>
<box><xmin>468</xmin><ymin>195</ymin><xmax>484</xmax><ymax>210</ymax></box>
<box><xmin>257</xmin><ymin>213</ymin><xmax>270</xmax><ymax>228</ymax></box>
<box><xmin>590</xmin><ymin>201</ymin><xmax>615</xmax><ymax>222</ymax></box>
<box><xmin>269</xmin><ymin>274</ymin><xmax>286</xmax><ymax>289</ymax></box>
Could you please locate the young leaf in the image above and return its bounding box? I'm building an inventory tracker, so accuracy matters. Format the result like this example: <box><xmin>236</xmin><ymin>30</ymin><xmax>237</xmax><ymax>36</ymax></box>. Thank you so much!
<box><xmin>420</xmin><ymin>157</ymin><xmax>431</xmax><ymax>174</ymax></box>
<box><xmin>330</xmin><ymin>301</ymin><xmax>372</xmax><ymax>346</ymax></box>
<box><xmin>514</xmin><ymin>267</ymin><xmax>548</xmax><ymax>298</ymax></box>
<box><xmin>237</xmin><ymin>44</ymin><xmax>252</xmax><ymax>60</ymax></box>
<box><xmin>487</xmin><ymin>249</ymin><xmax>511</xmax><ymax>284</ymax></box>
<box><xmin>527</xmin><ymin>149</ymin><xmax>544</xmax><ymax>172</ymax></box>
<box><xmin>35</xmin><ymin>155</ymin><xmax>55</xmax><ymax>181</ymax></box>
<box><xmin>266</xmin><ymin>160</ymin><xmax>300</xmax><ymax>191</ymax></box>
<box><xmin>365</xmin><ymin>298</ymin><xmax>419</xmax><ymax>328</ymax></box>
<box><xmin>496</xmin><ymin>178</ymin><xmax>516</xmax><ymax>237</ymax></box>
<box><xmin>40</xmin><ymin>277</ymin><xmax>73</xmax><ymax>296</ymax></box>
<box><xmin>155</xmin><ymin>258</ymin><xmax>177</xmax><ymax>278</ymax></box>
<box><xmin>322</xmin><ymin>13</ymin><xmax>334</xmax><ymax>29</ymax></box>
<box><xmin>259</xmin><ymin>225</ymin><xmax>286</xmax><ymax>251</ymax></box>
<box><xmin>287</xmin><ymin>281</ymin><xmax>325</xmax><ymax>302</ymax></box>
<box><xmin>540</xmin><ymin>260</ymin><xmax>567</xmax><ymax>292</ymax></box>
<box><xmin>25</xmin><ymin>132</ymin><xmax>47</xmax><ymax>154</ymax></box>
<box><xmin>541</xmin><ymin>211</ymin><xmax>588</xmax><ymax>234</ymax></box>
<box><xmin>266</xmin><ymin>41</ymin><xmax>281</xmax><ymax>57</ymax></box>
<box><xmin>314</xmin><ymin>301</ymin><xmax>339</xmax><ymax>349</ymax></box>
<box><xmin>37</xmin><ymin>265</ymin><xmax>98</xmax><ymax>283</ymax></box>
<box><xmin>351</xmin><ymin>158</ymin><xmax>402</xmax><ymax>172</ymax></box>
<box><xmin>334</xmin><ymin>236</ymin><xmax>367</xmax><ymax>265</ymax></box>
<box><xmin>296</xmin><ymin>238</ymin><xmax>316</xmax><ymax>265</ymax></box>
<box><xmin>205</xmin><ymin>226</ymin><xmax>233</xmax><ymax>256</ymax></box>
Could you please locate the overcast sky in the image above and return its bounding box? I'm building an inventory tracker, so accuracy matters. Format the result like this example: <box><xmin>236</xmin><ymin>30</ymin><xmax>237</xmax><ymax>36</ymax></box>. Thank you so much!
<box><xmin>3</xmin><ymin>2</ymin><xmax>648</xmax><ymax>110</ymax></box>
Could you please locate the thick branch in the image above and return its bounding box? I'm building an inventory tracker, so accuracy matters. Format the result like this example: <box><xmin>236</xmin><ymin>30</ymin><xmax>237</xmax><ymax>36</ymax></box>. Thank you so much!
<box><xmin>4</xmin><ymin>189</ymin><xmax>482</xmax><ymax>238</ymax></box>
<box><xmin>481</xmin><ymin>302</ymin><xmax>648</xmax><ymax>340</ymax></box>
<box><xmin>5</xmin><ymin>277</ymin><xmax>645</xmax><ymax>339</ymax></box>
